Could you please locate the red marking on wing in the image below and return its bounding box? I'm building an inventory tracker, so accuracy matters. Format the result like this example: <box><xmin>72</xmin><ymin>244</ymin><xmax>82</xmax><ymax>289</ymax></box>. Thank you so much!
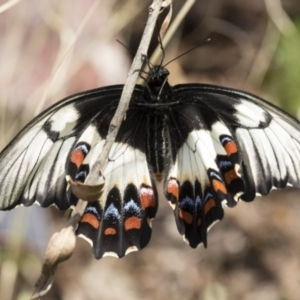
<box><xmin>81</xmin><ymin>213</ymin><xmax>100</xmax><ymax>229</ymax></box>
<box><xmin>167</xmin><ymin>178</ymin><xmax>179</xmax><ymax>200</ymax></box>
<box><xmin>204</xmin><ymin>198</ymin><xmax>216</xmax><ymax>215</ymax></box>
<box><xmin>224</xmin><ymin>141</ymin><xmax>238</xmax><ymax>156</ymax></box>
<box><xmin>104</xmin><ymin>228</ymin><xmax>117</xmax><ymax>235</ymax></box>
<box><xmin>178</xmin><ymin>209</ymin><xmax>193</xmax><ymax>224</ymax></box>
<box><xmin>124</xmin><ymin>216</ymin><xmax>141</xmax><ymax>230</ymax></box>
<box><xmin>70</xmin><ymin>149</ymin><xmax>85</xmax><ymax>168</ymax></box>
<box><xmin>212</xmin><ymin>179</ymin><xmax>227</xmax><ymax>194</ymax></box>
<box><xmin>140</xmin><ymin>187</ymin><xmax>155</xmax><ymax>209</ymax></box>
<box><xmin>224</xmin><ymin>169</ymin><xmax>239</xmax><ymax>185</ymax></box>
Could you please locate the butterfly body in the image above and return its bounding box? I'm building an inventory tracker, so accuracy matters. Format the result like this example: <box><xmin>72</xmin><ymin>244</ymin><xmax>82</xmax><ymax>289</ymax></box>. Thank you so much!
<box><xmin>1</xmin><ymin>65</ymin><xmax>300</xmax><ymax>259</ymax></box>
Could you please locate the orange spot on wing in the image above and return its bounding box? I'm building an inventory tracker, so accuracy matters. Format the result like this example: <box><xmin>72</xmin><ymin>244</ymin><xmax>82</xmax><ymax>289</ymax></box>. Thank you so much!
<box><xmin>140</xmin><ymin>187</ymin><xmax>155</xmax><ymax>210</ymax></box>
<box><xmin>81</xmin><ymin>213</ymin><xmax>99</xmax><ymax>229</ymax></box>
<box><xmin>70</xmin><ymin>149</ymin><xmax>85</xmax><ymax>168</ymax></box>
<box><xmin>178</xmin><ymin>209</ymin><xmax>193</xmax><ymax>224</ymax></box>
<box><xmin>212</xmin><ymin>179</ymin><xmax>227</xmax><ymax>194</ymax></box>
<box><xmin>124</xmin><ymin>216</ymin><xmax>141</xmax><ymax>230</ymax></box>
<box><xmin>224</xmin><ymin>169</ymin><xmax>239</xmax><ymax>185</ymax></box>
<box><xmin>204</xmin><ymin>198</ymin><xmax>216</xmax><ymax>215</ymax></box>
<box><xmin>167</xmin><ymin>179</ymin><xmax>179</xmax><ymax>200</ymax></box>
<box><xmin>224</xmin><ymin>141</ymin><xmax>238</xmax><ymax>156</ymax></box>
<box><xmin>104</xmin><ymin>228</ymin><xmax>116</xmax><ymax>235</ymax></box>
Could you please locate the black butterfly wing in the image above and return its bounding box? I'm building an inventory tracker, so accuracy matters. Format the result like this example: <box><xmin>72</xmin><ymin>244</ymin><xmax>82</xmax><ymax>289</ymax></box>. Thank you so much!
<box><xmin>0</xmin><ymin>85</ymin><xmax>130</xmax><ymax>210</ymax></box>
<box><xmin>66</xmin><ymin>94</ymin><xmax>158</xmax><ymax>259</ymax></box>
<box><xmin>164</xmin><ymin>83</ymin><xmax>300</xmax><ymax>248</ymax></box>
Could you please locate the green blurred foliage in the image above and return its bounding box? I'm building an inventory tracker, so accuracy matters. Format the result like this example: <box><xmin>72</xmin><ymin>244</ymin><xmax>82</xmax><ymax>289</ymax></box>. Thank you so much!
<box><xmin>266</xmin><ymin>22</ymin><xmax>300</xmax><ymax>116</ymax></box>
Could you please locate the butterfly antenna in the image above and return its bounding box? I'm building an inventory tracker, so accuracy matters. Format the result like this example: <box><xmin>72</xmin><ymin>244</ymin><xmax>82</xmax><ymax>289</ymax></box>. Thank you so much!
<box><xmin>164</xmin><ymin>38</ymin><xmax>211</xmax><ymax>67</ymax></box>
<box><xmin>115</xmin><ymin>39</ymin><xmax>136</xmax><ymax>56</ymax></box>
<box><xmin>142</xmin><ymin>54</ymin><xmax>153</xmax><ymax>71</ymax></box>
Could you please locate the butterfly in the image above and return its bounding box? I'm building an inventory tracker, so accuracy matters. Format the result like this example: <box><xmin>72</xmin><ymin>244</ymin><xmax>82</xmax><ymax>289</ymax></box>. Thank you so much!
<box><xmin>0</xmin><ymin>64</ymin><xmax>300</xmax><ymax>259</ymax></box>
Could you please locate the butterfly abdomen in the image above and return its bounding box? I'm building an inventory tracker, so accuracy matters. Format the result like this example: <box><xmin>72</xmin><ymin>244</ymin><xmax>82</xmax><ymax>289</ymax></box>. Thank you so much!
<box><xmin>145</xmin><ymin>112</ymin><xmax>172</xmax><ymax>179</ymax></box>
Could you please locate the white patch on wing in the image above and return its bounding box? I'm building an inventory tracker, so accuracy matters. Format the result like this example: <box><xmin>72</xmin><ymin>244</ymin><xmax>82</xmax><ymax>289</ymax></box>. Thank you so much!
<box><xmin>125</xmin><ymin>246</ymin><xmax>138</xmax><ymax>255</ymax></box>
<box><xmin>234</xmin><ymin>100</ymin><xmax>267</xmax><ymax>127</ymax></box>
<box><xmin>24</xmin><ymin>137</ymin><xmax>76</xmax><ymax>204</ymax></box>
<box><xmin>210</xmin><ymin>121</ymin><xmax>232</xmax><ymax>155</ymax></box>
<box><xmin>47</xmin><ymin>105</ymin><xmax>79</xmax><ymax>137</ymax></box>
<box><xmin>96</xmin><ymin>142</ymin><xmax>152</xmax><ymax>210</ymax></box>
<box><xmin>16</xmin><ymin>133</ymin><xmax>53</xmax><ymax>201</ymax></box>
<box><xmin>190</xmin><ymin>130</ymin><xmax>219</xmax><ymax>176</ymax></box>
<box><xmin>269</xmin><ymin>120</ymin><xmax>299</xmax><ymax>182</ymax></box>
<box><xmin>249</xmin><ymin>129</ymin><xmax>277</xmax><ymax>180</ymax></box>
<box><xmin>76</xmin><ymin>124</ymin><xmax>101</xmax><ymax>147</ymax></box>
<box><xmin>235</xmin><ymin>128</ymin><xmax>260</xmax><ymax>187</ymax></box>
<box><xmin>168</xmin><ymin>130</ymin><xmax>220</xmax><ymax>192</ymax></box>
<box><xmin>207</xmin><ymin>219</ymin><xmax>220</xmax><ymax>232</ymax></box>
<box><xmin>264</xmin><ymin>127</ymin><xmax>288</xmax><ymax>181</ymax></box>
<box><xmin>78</xmin><ymin>233</ymin><xmax>93</xmax><ymax>247</ymax></box>
<box><xmin>83</xmin><ymin>139</ymin><xmax>106</xmax><ymax>166</ymax></box>
<box><xmin>272</xmin><ymin>113</ymin><xmax>300</xmax><ymax>140</ymax></box>
<box><xmin>103</xmin><ymin>252</ymin><xmax>119</xmax><ymax>258</ymax></box>
<box><xmin>181</xmin><ymin>140</ymin><xmax>194</xmax><ymax>181</ymax></box>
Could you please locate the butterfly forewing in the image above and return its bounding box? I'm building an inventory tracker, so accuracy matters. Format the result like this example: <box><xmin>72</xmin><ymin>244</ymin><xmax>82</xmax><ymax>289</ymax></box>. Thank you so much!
<box><xmin>0</xmin><ymin>100</ymin><xmax>79</xmax><ymax>209</ymax></box>
<box><xmin>0</xmin><ymin>86</ymin><xmax>125</xmax><ymax>210</ymax></box>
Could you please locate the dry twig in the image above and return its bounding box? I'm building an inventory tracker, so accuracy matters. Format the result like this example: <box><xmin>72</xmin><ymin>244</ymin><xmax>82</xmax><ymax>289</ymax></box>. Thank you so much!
<box><xmin>150</xmin><ymin>0</ymin><xmax>195</xmax><ymax>66</ymax></box>
<box><xmin>0</xmin><ymin>0</ymin><xmax>22</xmax><ymax>15</ymax></box>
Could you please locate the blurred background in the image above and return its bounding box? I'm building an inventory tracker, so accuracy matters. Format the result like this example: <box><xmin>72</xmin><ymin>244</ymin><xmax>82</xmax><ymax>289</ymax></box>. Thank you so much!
<box><xmin>0</xmin><ymin>0</ymin><xmax>300</xmax><ymax>299</ymax></box>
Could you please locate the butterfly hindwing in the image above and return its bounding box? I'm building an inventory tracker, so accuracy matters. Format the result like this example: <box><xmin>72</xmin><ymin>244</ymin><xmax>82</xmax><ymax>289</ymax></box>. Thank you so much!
<box><xmin>70</xmin><ymin>140</ymin><xmax>158</xmax><ymax>258</ymax></box>
<box><xmin>164</xmin><ymin>102</ymin><xmax>244</xmax><ymax>247</ymax></box>
<box><xmin>67</xmin><ymin>107</ymin><xmax>158</xmax><ymax>258</ymax></box>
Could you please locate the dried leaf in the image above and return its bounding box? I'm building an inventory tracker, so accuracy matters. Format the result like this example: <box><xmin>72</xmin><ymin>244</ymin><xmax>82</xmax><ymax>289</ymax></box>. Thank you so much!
<box><xmin>31</xmin><ymin>226</ymin><xmax>76</xmax><ymax>299</ymax></box>
<box><xmin>67</xmin><ymin>176</ymin><xmax>105</xmax><ymax>201</ymax></box>
<box><xmin>160</xmin><ymin>0</ymin><xmax>172</xmax><ymax>38</ymax></box>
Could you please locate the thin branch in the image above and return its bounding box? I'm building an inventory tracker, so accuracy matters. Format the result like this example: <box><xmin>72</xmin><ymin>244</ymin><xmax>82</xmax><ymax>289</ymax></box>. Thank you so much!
<box><xmin>34</xmin><ymin>0</ymin><xmax>102</xmax><ymax>116</ymax></box>
<box><xmin>31</xmin><ymin>0</ymin><xmax>164</xmax><ymax>299</ymax></box>
<box><xmin>264</xmin><ymin>0</ymin><xmax>297</xmax><ymax>36</ymax></box>
<box><xmin>0</xmin><ymin>0</ymin><xmax>22</xmax><ymax>15</ymax></box>
<box><xmin>247</xmin><ymin>20</ymin><xmax>281</xmax><ymax>86</ymax></box>
<box><xmin>150</xmin><ymin>0</ymin><xmax>195</xmax><ymax>65</ymax></box>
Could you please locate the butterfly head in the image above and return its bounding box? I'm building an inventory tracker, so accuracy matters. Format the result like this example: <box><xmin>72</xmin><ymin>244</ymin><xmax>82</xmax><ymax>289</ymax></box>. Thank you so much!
<box><xmin>148</xmin><ymin>65</ymin><xmax>170</xmax><ymax>85</ymax></box>
<box><xmin>145</xmin><ymin>65</ymin><xmax>171</xmax><ymax>102</ymax></box>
